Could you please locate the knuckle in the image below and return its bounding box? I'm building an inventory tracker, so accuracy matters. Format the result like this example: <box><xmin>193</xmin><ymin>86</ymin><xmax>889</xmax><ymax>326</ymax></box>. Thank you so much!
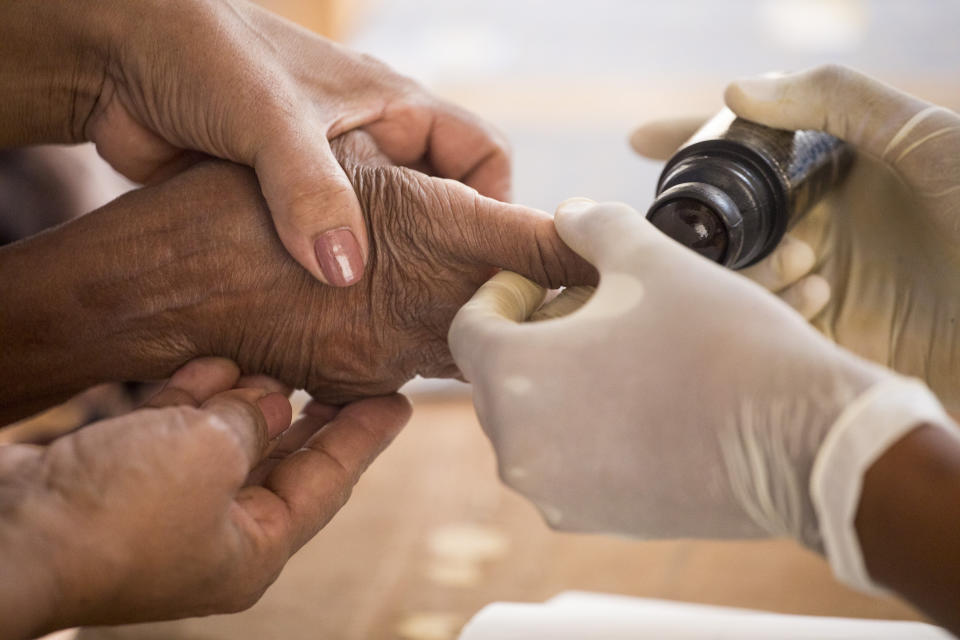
<box><xmin>810</xmin><ymin>63</ymin><xmax>847</xmax><ymax>85</ymax></box>
<box><xmin>282</xmin><ymin>182</ymin><xmax>358</xmax><ymax>229</ymax></box>
<box><xmin>188</xmin><ymin>404</ymin><xmax>255</xmax><ymax>458</ymax></box>
<box><xmin>169</xmin><ymin>405</ymin><xmax>208</xmax><ymax>430</ymax></box>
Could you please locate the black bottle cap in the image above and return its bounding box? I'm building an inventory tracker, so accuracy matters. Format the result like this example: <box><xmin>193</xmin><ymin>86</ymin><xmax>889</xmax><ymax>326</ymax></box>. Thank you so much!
<box><xmin>648</xmin><ymin>198</ymin><xmax>728</xmax><ymax>263</ymax></box>
<box><xmin>646</xmin><ymin>182</ymin><xmax>745</xmax><ymax>267</ymax></box>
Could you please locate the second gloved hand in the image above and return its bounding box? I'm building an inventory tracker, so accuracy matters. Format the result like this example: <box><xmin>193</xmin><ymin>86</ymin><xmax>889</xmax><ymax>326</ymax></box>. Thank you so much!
<box><xmin>632</xmin><ymin>65</ymin><xmax>960</xmax><ymax>413</ymax></box>
<box><xmin>449</xmin><ymin>199</ymin><xmax>952</xmax><ymax>592</ymax></box>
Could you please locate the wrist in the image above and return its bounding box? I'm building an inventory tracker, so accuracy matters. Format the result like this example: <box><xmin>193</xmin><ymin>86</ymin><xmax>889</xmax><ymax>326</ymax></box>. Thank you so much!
<box><xmin>810</xmin><ymin>376</ymin><xmax>954</xmax><ymax>592</ymax></box>
<box><xmin>0</xmin><ymin>1</ymin><xmax>119</xmax><ymax>145</ymax></box>
<box><xmin>0</xmin><ymin>192</ymin><xmax>204</xmax><ymax>422</ymax></box>
<box><xmin>856</xmin><ymin>423</ymin><xmax>960</xmax><ymax>633</ymax></box>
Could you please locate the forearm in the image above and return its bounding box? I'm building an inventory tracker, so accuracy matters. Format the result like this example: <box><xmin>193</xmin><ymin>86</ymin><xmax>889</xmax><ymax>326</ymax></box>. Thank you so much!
<box><xmin>856</xmin><ymin>424</ymin><xmax>960</xmax><ymax>634</ymax></box>
<box><xmin>0</xmin><ymin>197</ymin><xmax>203</xmax><ymax>424</ymax></box>
<box><xmin>0</xmin><ymin>0</ymin><xmax>113</xmax><ymax>146</ymax></box>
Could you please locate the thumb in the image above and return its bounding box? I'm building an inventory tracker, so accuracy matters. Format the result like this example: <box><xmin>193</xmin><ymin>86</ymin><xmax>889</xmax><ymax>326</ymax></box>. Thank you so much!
<box><xmin>629</xmin><ymin>115</ymin><xmax>708</xmax><ymax>160</ymax></box>
<box><xmin>443</xmin><ymin>179</ymin><xmax>598</xmax><ymax>289</ymax></box>
<box><xmin>201</xmin><ymin>388</ymin><xmax>293</xmax><ymax>471</ymax></box>
<box><xmin>255</xmin><ymin>129</ymin><xmax>369</xmax><ymax>287</ymax></box>
<box><xmin>724</xmin><ymin>65</ymin><xmax>955</xmax><ymax>169</ymax></box>
<box><xmin>448</xmin><ymin>271</ymin><xmax>545</xmax><ymax>383</ymax></box>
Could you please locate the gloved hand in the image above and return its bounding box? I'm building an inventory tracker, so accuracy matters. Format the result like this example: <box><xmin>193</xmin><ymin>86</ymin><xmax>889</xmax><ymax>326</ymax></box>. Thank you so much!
<box><xmin>631</xmin><ymin>65</ymin><xmax>960</xmax><ymax>412</ymax></box>
<box><xmin>449</xmin><ymin>199</ymin><xmax>953</xmax><ymax>592</ymax></box>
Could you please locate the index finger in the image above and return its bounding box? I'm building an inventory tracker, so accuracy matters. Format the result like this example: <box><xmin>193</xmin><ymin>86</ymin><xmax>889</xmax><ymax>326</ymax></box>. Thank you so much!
<box><xmin>201</xmin><ymin>388</ymin><xmax>292</xmax><ymax>470</ymax></box>
<box><xmin>428</xmin><ymin>107</ymin><xmax>513</xmax><ymax>201</ymax></box>
<box><xmin>144</xmin><ymin>357</ymin><xmax>241</xmax><ymax>408</ymax></box>
<box><xmin>238</xmin><ymin>394</ymin><xmax>412</xmax><ymax>551</ymax></box>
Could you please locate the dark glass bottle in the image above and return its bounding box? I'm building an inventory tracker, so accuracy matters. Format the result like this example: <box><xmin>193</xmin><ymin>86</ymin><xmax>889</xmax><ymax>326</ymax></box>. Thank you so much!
<box><xmin>646</xmin><ymin>108</ymin><xmax>853</xmax><ymax>269</ymax></box>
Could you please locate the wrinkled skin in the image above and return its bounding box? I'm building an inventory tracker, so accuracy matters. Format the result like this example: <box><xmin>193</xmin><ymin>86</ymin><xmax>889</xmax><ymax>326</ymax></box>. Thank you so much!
<box><xmin>0</xmin><ymin>131</ymin><xmax>594</xmax><ymax>416</ymax></box>
<box><xmin>195</xmin><ymin>133</ymin><xmax>593</xmax><ymax>400</ymax></box>
<box><xmin>0</xmin><ymin>358</ymin><xmax>412</xmax><ymax>637</ymax></box>
<box><xmin>2</xmin><ymin>0</ymin><xmax>512</xmax><ymax>284</ymax></box>
<box><xmin>235</xmin><ymin>138</ymin><xmax>593</xmax><ymax>400</ymax></box>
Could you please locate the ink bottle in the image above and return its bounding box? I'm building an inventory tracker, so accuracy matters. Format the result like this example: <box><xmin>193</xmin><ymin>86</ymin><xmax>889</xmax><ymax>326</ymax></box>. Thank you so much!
<box><xmin>646</xmin><ymin>108</ymin><xmax>853</xmax><ymax>269</ymax></box>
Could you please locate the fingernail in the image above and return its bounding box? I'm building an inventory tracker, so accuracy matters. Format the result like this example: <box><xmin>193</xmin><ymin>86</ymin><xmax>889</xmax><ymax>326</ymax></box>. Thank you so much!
<box><xmin>730</xmin><ymin>76</ymin><xmax>783</xmax><ymax>102</ymax></box>
<box><xmin>315</xmin><ymin>227</ymin><xmax>363</xmax><ymax>286</ymax></box>
<box><xmin>556</xmin><ymin>197</ymin><xmax>596</xmax><ymax>216</ymax></box>
<box><xmin>257</xmin><ymin>392</ymin><xmax>293</xmax><ymax>439</ymax></box>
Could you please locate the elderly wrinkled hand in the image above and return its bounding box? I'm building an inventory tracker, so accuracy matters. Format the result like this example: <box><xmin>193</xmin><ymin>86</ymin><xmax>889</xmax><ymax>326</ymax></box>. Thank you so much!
<box><xmin>0</xmin><ymin>133</ymin><xmax>594</xmax><ymax>421</ymax></box>
<box><xmin>631</xmin><ymin>65</ymin><xmax>960</xmax><ymax>413</ymax></box>
<box><xmin>0</xmin><ymin>357</ymin><xmax>411</xmax><ymax>638</ymax></box>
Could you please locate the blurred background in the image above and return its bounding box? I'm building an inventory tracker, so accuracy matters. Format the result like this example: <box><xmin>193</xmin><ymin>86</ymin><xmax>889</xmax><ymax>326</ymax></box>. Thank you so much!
<box><xmin>12</xmin><ymin>1</ymin><xmax>959</xmax><ymax>639</ymax></box>
<box><xmin>341</xmin><ymin>0</ymin><xmax>960</xmax><ymax>212</ymax></box>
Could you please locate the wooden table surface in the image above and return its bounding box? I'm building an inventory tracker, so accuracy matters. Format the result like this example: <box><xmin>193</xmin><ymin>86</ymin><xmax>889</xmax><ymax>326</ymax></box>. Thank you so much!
<box><xmin>77</xmin><ymin>392</ymin><xmax>924</xmax><ymax>640</ymax></box>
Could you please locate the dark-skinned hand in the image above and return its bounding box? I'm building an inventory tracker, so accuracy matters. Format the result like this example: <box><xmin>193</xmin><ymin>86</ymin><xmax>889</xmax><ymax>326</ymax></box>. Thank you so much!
<box><xmin>0</xmin><ymin>132</ymin><xmax>595</xmax><ymax>421</ymax></box>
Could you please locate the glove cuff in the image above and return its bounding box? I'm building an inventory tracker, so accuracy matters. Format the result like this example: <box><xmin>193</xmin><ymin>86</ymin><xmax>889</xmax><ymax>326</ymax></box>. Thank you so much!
<box><xmin>811</xmin><ymin>377</ymin><xmax>954</xmax><ymax>594</ymax></box>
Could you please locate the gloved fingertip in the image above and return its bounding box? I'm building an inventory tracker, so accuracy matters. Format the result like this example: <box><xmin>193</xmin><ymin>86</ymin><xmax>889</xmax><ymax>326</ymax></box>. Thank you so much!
<box><xmin>725</xmin><ymin>76</ymin><xmax>785</xmax><ymax>109</ymax></box>
<box><xmin>779</xmin><ymin>237</ymin><xmax>817</xmax><ymax>279</ymax></box>
<box><xmin>802</xmin><ymin>274</ymin><xmax>831</xmax><ymax>310</ymax></box>
<box><xmin>555</xmin><ymin>197</ymin><xmax>597</xmax><ymax>217</ymax></box>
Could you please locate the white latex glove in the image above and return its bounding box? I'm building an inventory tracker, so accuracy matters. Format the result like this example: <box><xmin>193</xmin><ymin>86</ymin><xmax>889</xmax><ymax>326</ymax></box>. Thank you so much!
<box><xmin>631</xmin><ymin>65</ymin><xmax>960</xmax><ymax>412</ymax></box>
<box><xmin>449</xmin><ymin>199</ymin><xmax>953</xmax><ymax>592</ymax></box>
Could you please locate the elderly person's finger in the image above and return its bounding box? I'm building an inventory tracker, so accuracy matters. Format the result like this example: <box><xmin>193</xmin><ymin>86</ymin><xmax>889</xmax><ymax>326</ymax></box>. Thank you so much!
<box><xmin>245</xmin><ymin>401</ymin><xmax>341</xmax><ymax>486</ymax></box>
<box><xmin>144</xmin><ymin>357</ymin><xmax>241</xmax><ymax>408</ymax></box>
<box><xmin>430</xmin><ymin>178</ymin><xmax>600</xmax><ymax>289</ymax></box>
<box><xmin>237</xmin><ymin>394</ymin><xmax>411</xmax><ymax>551</ymax></box>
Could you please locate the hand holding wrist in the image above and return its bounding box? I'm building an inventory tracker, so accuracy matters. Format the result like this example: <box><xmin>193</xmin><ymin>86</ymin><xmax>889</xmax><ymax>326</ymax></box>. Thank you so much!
<box><xmin>0</xmin><ymin>0</ymin><xmax>114</xmax><ymax>145</ymax></box>
<box><xmin>1</xmin><ymin>133</ymin><xmax>591</xmax><ymax>420</ymax></box>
